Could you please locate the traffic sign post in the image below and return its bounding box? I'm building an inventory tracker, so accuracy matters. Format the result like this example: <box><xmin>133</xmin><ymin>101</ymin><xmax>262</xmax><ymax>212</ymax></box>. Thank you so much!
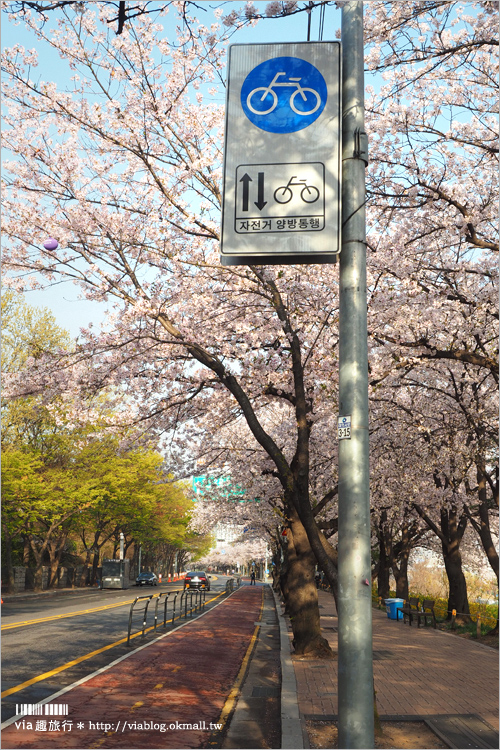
<box><xmin>337</xmin><ymin>3</ymin><xmax>374</xmax><ymax>748</ymax></box>
<box><xmin>221</xmin><ymin>42</ymin><xmax>341</xmax><ymax>265</ymax></box>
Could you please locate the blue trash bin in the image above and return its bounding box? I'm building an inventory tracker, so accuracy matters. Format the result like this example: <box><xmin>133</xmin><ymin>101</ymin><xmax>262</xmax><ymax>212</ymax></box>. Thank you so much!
<box><xmin>384</xmin><ymin>598</ymin><xmax>395</xmax><ymax>618</ymax></box>
<box><xmin>385</xmin><ymin>598</ymin><xmax>404</xmax><ymax>620</ymax></box>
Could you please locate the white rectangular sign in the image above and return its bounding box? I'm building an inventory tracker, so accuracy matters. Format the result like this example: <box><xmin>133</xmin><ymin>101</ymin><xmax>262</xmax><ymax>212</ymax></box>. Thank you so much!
<box><xmin>338</xmin><ymin>416</ymin><xmax>351</xmax><ymax>440</ymax></box>
<box><xmin>221</xmin><ymin>42</ymin><xmax>341</xmax><ymax>265</ymax></box>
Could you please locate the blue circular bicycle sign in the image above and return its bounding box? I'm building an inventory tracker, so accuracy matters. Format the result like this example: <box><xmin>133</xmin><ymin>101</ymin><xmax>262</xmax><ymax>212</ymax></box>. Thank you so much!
<box><xmin>241</xmin><ymin>56</ymin><xmax>327</xmax><ymax>134</ymax></box>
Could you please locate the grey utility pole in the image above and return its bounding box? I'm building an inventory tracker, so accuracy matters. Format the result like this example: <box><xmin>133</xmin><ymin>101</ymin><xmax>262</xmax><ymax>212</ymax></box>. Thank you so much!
<box><xmin>338</xmin><ymin>2</ymin><xmax>374</xmax><ymax>748</ymax></box>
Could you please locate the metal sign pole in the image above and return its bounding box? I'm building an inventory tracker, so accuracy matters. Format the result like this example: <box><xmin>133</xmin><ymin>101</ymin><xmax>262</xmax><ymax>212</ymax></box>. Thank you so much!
<box><xmin>338</xmin><ymin>2</ymin><xmax>374</xmax><ymax>748</ymax></box>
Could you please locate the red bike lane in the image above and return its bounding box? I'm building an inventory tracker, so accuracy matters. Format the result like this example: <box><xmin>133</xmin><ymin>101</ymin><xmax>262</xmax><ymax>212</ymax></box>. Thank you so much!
<box><xmin>2</xmin><ymin>586</ymin><xmax>263</xmax><ymax>750</ymax></box>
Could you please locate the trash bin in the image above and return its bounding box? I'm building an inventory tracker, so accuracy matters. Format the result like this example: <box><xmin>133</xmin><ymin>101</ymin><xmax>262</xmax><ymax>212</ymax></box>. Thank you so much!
<box><xmin>384</xmin><ymin>598</ymin><xmax>395</xmax><ymax>618</ymax></box>
<box><xmin>385</xmin><ymin>598</ymin><xmax>404</xmax><ymax>620</ymax></box>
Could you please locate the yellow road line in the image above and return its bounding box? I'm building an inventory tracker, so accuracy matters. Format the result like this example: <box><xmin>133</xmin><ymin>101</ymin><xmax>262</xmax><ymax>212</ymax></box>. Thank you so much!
<box><xmin>1</xmin><ymin>599</ymin><xmax>138</xmax><ymax>631</ymax></box>
<box><xmin>2</xmin><ymin>579</ymin><xmax>220</xmax><ymax>631</ymax></box>
<box><xmin>210</xmin><ymin>588</ymin><xmax>264</xmax><ymax>740</ymax></box>
<box><xmin>1</xmin><ymin>585</ymin><xmax>193</xmax><ymax>631</ymax></box>
<box><xmin>1</xmin><ymin>637</ymin><xmax>132</xmax><ymax>698</ymax></box>
<box><xmin>1</xmin><ymin>590</ymin><xmax>225</xmax><ymax>699</ymax></box>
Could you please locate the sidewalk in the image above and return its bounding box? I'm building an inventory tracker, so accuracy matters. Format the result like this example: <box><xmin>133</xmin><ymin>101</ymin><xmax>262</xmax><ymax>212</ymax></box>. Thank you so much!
<box><xmin>290</xmin><ymin>590</ymin><xmax>499</xmax><ymax>743</ymax></box>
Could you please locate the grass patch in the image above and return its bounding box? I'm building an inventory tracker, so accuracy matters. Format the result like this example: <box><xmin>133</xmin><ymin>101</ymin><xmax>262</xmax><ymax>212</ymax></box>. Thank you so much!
<box><xmin>439</xmin><ymin>619</ymin><xmax>490</xmax><ymax>636</ymax></box>
<box><xmin>372</xmin><ymin>590</ymin><xmax>498</xmax><ymax>630</ymax></box>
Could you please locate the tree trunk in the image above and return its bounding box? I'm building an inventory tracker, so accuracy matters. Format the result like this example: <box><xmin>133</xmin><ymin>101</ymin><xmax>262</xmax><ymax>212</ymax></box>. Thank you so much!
<box><xmin>79</xmin><ymin>548</ymin><xmax>92</xmax><ymax>587</ymax></box>
<box><xmin>279</xmin><ymin>541</ymin><xmax>291</xmax><ymax>615</ymax></box>
<box><xmin>314</xmin><ymin>529</ymin><xmax>339</xmax><ymax>607</ymax></box>
<box><xmin>289</xmin><ymin>485</ymin><xmax>339</xmax><ymax>607</ymax></box>
<box><xmin>178</xmin><ymin>550</ymin><xmax>189</xmax><ymax>572</ymax></box>
<box><xmin>375</xmin><ymin>562</ymin><xmax>391</xmax><ymax>601</ymax></box>
<box><xmin>79</xmin><ymin>531</ymin><xmax>100</xmax><ymax>587</ymax></box>
<box><xmin>376</xmin><ymin>559</ymin><xmax>391</xmax><ymax>601</ymax></box>
<box><xmin>284</xmin><ymin>508</ymin><xmax>334</xmax><ymax>658</ymax></box>
<box><xmin>376</xmin><ymin>511</ymin><xmax>391</xmax><ymax>601</ymax></box>
<box><xmin>442</xmin><ymin>539</ymin><xmax>470</xmax><ymax>623</ymax></box>
<box><xmin>466</xmin><ymin>463</ymin><xmax>499</xmax><ymax>635</ymax></box>
<box><xmin>48</xmin><ymin>548</ymin><xmax>59</xmax><ymax>588</ymax></box>
<box><xmin>392</xmin><ymin>554</ymin><xmax>409</xmax><ymax>601</ymax></box>
<box><xmin>2</xmin><ymin>527</ymin><xmax>16</xmax><ymax>593</ymax></box>
<box><xmin>391</xmin><ymin>523</ymin><xmax>412</xmax><ymax>601</ymax></box>
<box><xmin>475</xmin><ymin>497</ymin><xmax>499</xmax><ymax>584</ymax></box>
<box><xmin>22</xmin><ymin>535</ymin><xmax>30</xmax><ymax>566</ymax></box>
<box><xmin>47</xmin><ymin>531</ymin><xmax>69</xmax><ymax>588</ymax></box>
<box><xmin>440</xmin><ymin>508</ymin><xmax>471</xmax><ymax>623</ymax></box>
<box><xmin>91</xmin><ymin>550</ymin><xmax>100</xmax><ymax>585</ymax></box>
<box><xmin>29</xmin><ymin>535</ymin><xmax>47</xmax><ymax>591</ymax></box>
<box><xmin>443</xmin><ymin>550</ymin><xmax>470</xmax><ymax>623</ymax></box>
<box><xmin>413</xmin><ymin>502</ymin><xmax>471</xmax><ymax>623</ymax></box>
<box><xmin>272</xmin><ymin>539</ymin><xmax>284</xmax><ymax>592</ymax></box>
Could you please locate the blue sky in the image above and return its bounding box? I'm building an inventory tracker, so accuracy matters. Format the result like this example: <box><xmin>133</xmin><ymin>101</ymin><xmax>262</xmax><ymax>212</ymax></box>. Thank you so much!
<box><xmin>1</xmin><ymin>2</ymin><xmax>344</xmax><ymax>337</ymax></box>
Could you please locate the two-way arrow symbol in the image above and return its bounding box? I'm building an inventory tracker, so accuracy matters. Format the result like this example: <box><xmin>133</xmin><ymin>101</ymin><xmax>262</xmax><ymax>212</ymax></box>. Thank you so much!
<box><xmin>255</xmin><ymin>172</ymin><xmax>267</xmax><ymax>210</ymax></box>
<box><xmin>239</xmin><ymin>172</ymin><xmax>267</xmax><ymax>212</ymax></box>
<box><xmin>240</xmin><ymin>173</ymin><xmax>252</xmax><ymax>212</ymax></box>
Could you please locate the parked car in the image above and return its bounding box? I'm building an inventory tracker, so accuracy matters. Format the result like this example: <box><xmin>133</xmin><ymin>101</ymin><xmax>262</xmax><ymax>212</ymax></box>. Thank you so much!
<box><xmin>136</xmin><ymin>572</ymin><xmax>158</xmax><ymax>586</ymax></box>
<box><xmin>184</xmin><ymin>571</ymin><xmax>211</xmax><ymax>591</ymax></box>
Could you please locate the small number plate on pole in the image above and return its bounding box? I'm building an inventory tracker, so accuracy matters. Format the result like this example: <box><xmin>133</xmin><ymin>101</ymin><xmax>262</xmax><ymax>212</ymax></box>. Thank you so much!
<box><xmin>338</xmin><ymin>416</ymin><xmax>351</xmax><ymax>440</ymax></box>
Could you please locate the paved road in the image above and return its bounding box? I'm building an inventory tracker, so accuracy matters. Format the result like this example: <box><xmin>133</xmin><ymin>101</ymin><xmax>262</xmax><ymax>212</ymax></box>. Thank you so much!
<box><xmin>1</xmin><ymin>577</ymin><xmax>228</xmax><ymax>723</ymax></box>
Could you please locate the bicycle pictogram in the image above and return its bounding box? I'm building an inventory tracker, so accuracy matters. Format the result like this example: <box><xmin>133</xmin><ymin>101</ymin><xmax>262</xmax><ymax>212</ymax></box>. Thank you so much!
<box><xmin>246</xmin><ymin>72</ymin><xmax>322</xmax><ymax>116</ymax></box>
<box><xmin>273</xmin><ymin>176</ymin><xmax>320</xmax><ymax>204</ymax></box>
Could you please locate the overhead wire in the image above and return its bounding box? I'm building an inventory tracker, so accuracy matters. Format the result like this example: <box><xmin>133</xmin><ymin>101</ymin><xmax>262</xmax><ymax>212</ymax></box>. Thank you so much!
<box><xmin>307</xmin><ymin>2</ymin><xmax>327</xmax><ymax>43</ymax></box>
<box><xmin>319</xmin><ymin>2</ymin><xmax>326</xmax><ymax>41</ymax></box>
<box><xmin>307</xmin><ymin>1</ymin><xmax>313</xmax><ymax>41</ymax></box>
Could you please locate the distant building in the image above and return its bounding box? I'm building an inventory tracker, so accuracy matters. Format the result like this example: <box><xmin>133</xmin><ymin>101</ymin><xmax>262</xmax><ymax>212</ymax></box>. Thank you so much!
<box><xmin>214</xmin><ymin>521</ymin><xmax>242</xmax><ymax>553</ymax></box>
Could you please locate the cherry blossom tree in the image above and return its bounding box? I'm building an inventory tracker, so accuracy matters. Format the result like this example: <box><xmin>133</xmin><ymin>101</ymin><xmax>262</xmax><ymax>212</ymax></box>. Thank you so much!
<box><xmin>2</xmin><ymin>3</ymin><xmax>340</xmax><ymax>655</ymax></box>
<box><xmin>362</xmin><ymin>0</ymin><xmax>498</xmax><ymax>622</ymax></box>
<box><xmin>2</xmin><ymin>1</ymin><xmax>497</xmax><ymax>646</ymax></box>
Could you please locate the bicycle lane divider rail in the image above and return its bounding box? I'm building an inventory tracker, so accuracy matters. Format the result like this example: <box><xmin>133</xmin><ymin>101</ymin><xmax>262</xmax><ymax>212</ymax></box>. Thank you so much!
<box><xmin>128</xmin><ymin>589</ymin><xmax>208</xmax><ymax>645</ymax></box>
<box><xmin>1</xmin><ymin>589</ymin><xmax>223</xmax><ymax>700</ymax></box>
<box><xmin>1</xmin><ymin>585</ymin><xmax>263</xmax><ymax>749</ymax></box>
<box><xmin>126</xmin><ymin>594</ymin><xmax>154</xmax><ymax>646</ymax></box>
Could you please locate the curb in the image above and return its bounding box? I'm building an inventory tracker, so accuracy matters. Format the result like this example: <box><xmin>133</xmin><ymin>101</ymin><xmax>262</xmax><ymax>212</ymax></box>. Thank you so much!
<box><xmin>272</xmin><ymin>588</ymin><xmax>307</xmax><ymax>750</ymax></box>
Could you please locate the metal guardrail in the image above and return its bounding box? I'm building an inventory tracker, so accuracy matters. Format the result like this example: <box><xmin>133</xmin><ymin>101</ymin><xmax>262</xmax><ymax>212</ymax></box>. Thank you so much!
<box><xmin>175</xmin><ymin>588</ymin><xmax>208</xmax><ymax>621</ymax></box>
<box><xmin>127</xmin><ymin>587</ymin><xmax>209</xmax><ymax>645</ymax></box>
<box><xmin>153</xmin><ymin>591</ymin><xmax>171</xmax><ymax>630</ymax></box>
<box><xmin>225</xmin><ymin>576</ymin><xmax>241</xmax><ymax>594</ymax></box>
<box><xmin>127</xmin><ymin>594</ymin><xmax>154</xmax><ymax>646</ymax></box>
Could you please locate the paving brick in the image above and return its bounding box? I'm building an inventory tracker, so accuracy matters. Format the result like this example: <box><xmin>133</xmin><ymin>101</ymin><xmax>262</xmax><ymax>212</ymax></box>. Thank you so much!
<box><xmin>295</xmin><ymin>590</ymin><xmax>499</xmax><ymax>731</ymax></box>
